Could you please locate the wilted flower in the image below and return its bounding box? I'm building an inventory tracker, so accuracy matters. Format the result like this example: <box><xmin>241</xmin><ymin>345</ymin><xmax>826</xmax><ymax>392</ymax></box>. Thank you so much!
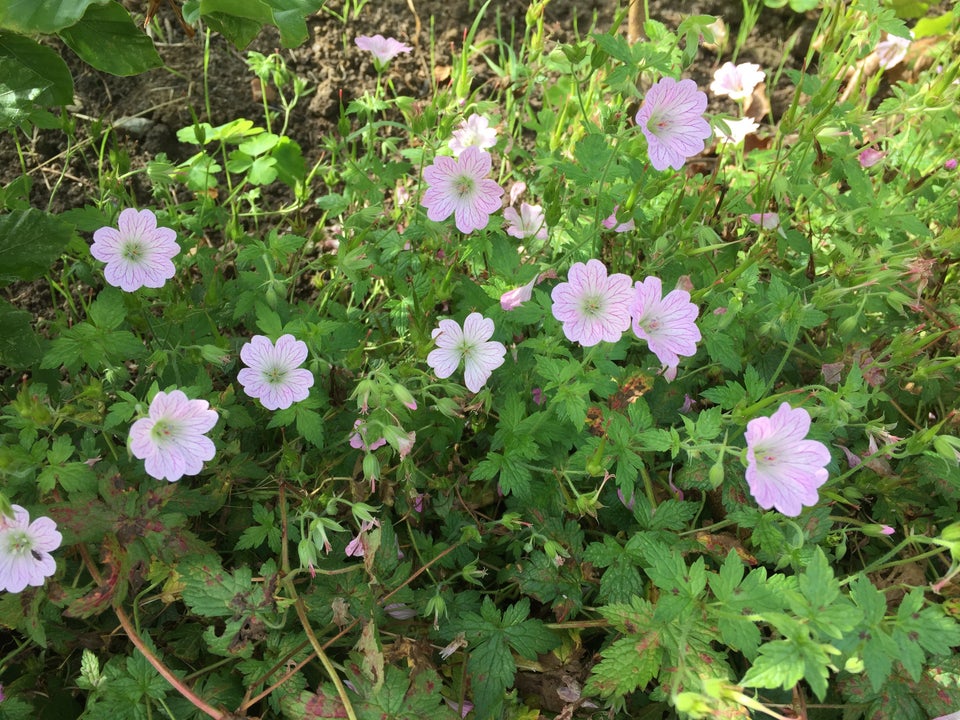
<box><xmin>602</xmin><ymin>205</ymin><xmax>635</xmax><ymax>232</ymax></box>
<box><xmin>421</xmin><ymin>146</ymin><xmax>504</xmax><ymax>233</ymax></box>
<box><xmin>448</xmin><ymin>113</ymin><xmax>498</xmax><ymax>156</ymax></box>
<box><xmin>355</xmin><ymin>34</ymin><xmax>412</xmax><ymax>67</ymax></box>
<box><xmin>635</xmin><ymin>77</ymin><xmax>713</xmax><ymax>171</ymax></box>
<box><xmin>427</xmin><ymin>313</ymin><xmax>506</xmax><ymax>392</ymax></box>
<box><xmin>500</xmin><ymin>275</ymin><xmax>538</xmax><ymax>311</ymax></box>
<box><xmin>551</xmin><ymin>259</ymin><xmax>633</xmax><ymax>347</ymax></box>
<box><xmin>876</xmin><ymin>33</ymin><xmax>911</xmax><ymax>70</ymax></box>
<box><xmin>237</xmin><ymin>334</ymin><xmax>314</xmax><ymax>410</ymax></box>
<box><xmin>858</xmin><ymin>147</ymin><xmax>885</xmax><ymax>168</ymax></box>
<box><xmin>716</xmin><ymin>117</ymin><xmax>759</xmax><ymax>145</ymax></box>
<box><xmin>90</xmin><ymin>208</ymin><xmax>179</xmax><ymax>292</ymax></box>
<box><xmin>745</xmin><ymin>403</ymin><xmax>831</xmax><ymax>516</ymax></box>
<box><xmin>0</xmin><ymin>505</ymin><xmax>62</xmax><ymax>593</ymax></box>
<box><xmin>350</xmin><ymin>419</ymin><xmax>387</xmax><ymax>451</ymax></box>
<box><xmin>710</xmin><ymin>62</ymin><xmax>765</xmax><ymax>101</ymax></box>
<box><xmin>129</xmin><ymin>390</ymin><xmax>218</xmax><ymax>482</ymax></box>
<box><xmin>630</xmin><ymin>276</ymin><xmax>701</xmax><ymax>374</ymax></box>
<box><xmin>345</xmin><ymin>519</ymin><xmax>379</xmax><ymax>557</ymax></box>
<box><xmin>748</xmin><ymin>212</ymin><xmax>780</xmax><ymax>230</ymax></box>
<box><xmin>503</xmin><ymin>202</ymin><xmax>548</xmax><ymax>241</ymax></box>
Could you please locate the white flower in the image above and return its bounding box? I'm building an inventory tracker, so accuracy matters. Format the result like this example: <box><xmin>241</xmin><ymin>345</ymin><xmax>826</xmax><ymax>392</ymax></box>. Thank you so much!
<box><xmin>237</xmin><ymin>334</ymin><xmax>315</xmax><ymax>410</ymax></box>
<box><xmin>503</xmin><ymin>202</ymin><xmax>548</xmax><ymax>241</ymax></box>
<box><xmin>448</xmin><ymin>114</ymin><xmax>498</xmax><ymax>157</ymax></box>
<box><xmin>0</xmin><ymin>505</ymin><xmax>62</xmax><ymax>593</ymax></box>
<box><xmin>129</xmin><ymin>390</ymin><xmax>218</xmax><ymax>482</ymax></box>
<box><xmin>427</xmin><ymin>313</ymin><xmax>506</xmax><ymax>392</ymax></box>
<box><xmin>710</xmin><ymin>62</ymin><xmax>765</xmax><ymax>101</ymax></box>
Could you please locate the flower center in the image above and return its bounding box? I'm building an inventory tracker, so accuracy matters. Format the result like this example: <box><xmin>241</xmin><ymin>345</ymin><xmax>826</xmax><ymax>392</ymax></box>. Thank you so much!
<box><xmin>453</xmin><ymin>174</ymin><xmax>476</xmax><ymax>198</ymax></box>
<box><xmin>4</xmin><ymin>529</ymin><xmax>32</xmax><ymax>557</ymax></box>
<box><xmin>648</xmin><ymin>111</ymin><xmax>671</xmax><ymax>136</ymax></box>
<box><xmin>579</xmin><ymin>293</ymin><xmax>604</xmax><ymax>318</ymax></box>
<box><xmin>122</xmin><ymin>239</ymin><xmax>146</xmax><ymax>262</ymax></box>
<box><xmin>264</xmin><ymin>364</ymin><xmax>288</xmax><ymax>386</ymax></box>
<box><xmin>150</xmin><ymin>419</ymin><xmax>178</xmax><ymax>446</ymax></box>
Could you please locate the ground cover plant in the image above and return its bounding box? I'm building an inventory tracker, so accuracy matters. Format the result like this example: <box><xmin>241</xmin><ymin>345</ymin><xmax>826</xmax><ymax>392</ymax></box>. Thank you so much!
<box><xmin>1</xmin><ymin>0</ymin><xmax>960</xmax><ymax>718</ymax></box>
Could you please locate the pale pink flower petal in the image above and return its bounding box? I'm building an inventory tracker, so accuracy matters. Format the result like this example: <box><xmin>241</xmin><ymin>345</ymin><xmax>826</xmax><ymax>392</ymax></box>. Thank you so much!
<box><xmin>710</xmin><ymin>62</ymin><xmax>765</xmax><ymax>101</ymax></box>
<box><xmin>426</xmin><ymin>312</ymin><xmax>506</xmax><ymax>392</ymax></box>
<box><xmin>355</xmin><ymin>34</ymin><xmax>412</xmax><ymax>65</ymax></box>
<box><xmin>350</xmin><ymin>419</ymin><xmax>387</xmax><ymax>451</ymax></box>
<box><xmin>745</xmin><ymin>403</ymin><xmax>831</xmax><ymax>516</ymax></box>
<box><xmin>448</xmin><ymin>114</ymin><xmax>498</xmax><ymax>157</ymax></box>
<box><xmin>0</xmin><ymin>505</ymin><xmax>62</xmax><ymax>593</ymax></box>
<box><xmin>748</xmin><ymin>212</ymin><xmax>780</xmax><ymax>230</ymax></box>
<box><xmin>551</xmin><ymin>259</ymin><xmax>633</xmax><ymax>347</ymax></box>
<box><xmin>876</xmin><ymin>33</ymin><xmax>910</xmax><ymax>70</ymax></box>
<box><xmin>500</xmin><ymin>275</ymin><xmax>538</xmax><ymax>311</ymax></box>
<box><xmin>635</xmin><ymin>77</ymin><xmax>713</xmax><ymax>171</ymax></box>
<box><xmin>421</xmin><ymin>146</ymin><xmax>504</xmax><ymax>234</ymax></box>
<box><xmin>90</xmin><ymin>208</ymin><xmax>179</xmax><ymax>292</ymax></box>
<box><xmin>504</xmin><ymin>202</ymin><xmax>548</xmax><ymax>241</ymax></box>
<box><xmin>129</xmin><ymin>390</ymin><xmax>218</xmax><ymax>482</ymax></box>
<box><xmin>238</xmin><ymin>334</ymin><xmax>315</xmax><ymax>411</ymax></box>
<box><xmin>630</xmin><ymin>276</ymin><xmax>701</xmax><ymax>373</ymax></box>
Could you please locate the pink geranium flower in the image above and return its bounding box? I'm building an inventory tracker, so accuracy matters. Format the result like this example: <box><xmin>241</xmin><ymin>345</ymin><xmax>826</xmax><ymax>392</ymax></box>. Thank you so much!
<box><xmin>876</xmin><ymin>33</ymin><xmax>910</xmax><ymax>70</ymax></box>
<box><xmin>421</xmin><ymin>146</ymin><xmax>504</xmax><ymax>233</ymax></box>
<box><xmin>503</xmin><ymin>202</ymin><xmax>548</xmax><ymax>241</ymax></box>
<box><xmin>0</xmin><ymin>505</ymin><xmax>62</xmax><ymax>593</ymax></box>
<box><xmin>427</xmin><ymin>313</ymin><xmax>506</xmax><ymax>392</ymax></box>
<box><xmin>500</xmin><ymin>275</ymin><xmax>538</xmax><ymax>311</ymax></box>
<box><xmin>449</xmin><ymin>114</ymin><xmax>498</xmax><ymax>157</ymax></box>
<box><xmin>748</xmin><ymin>212</ymin><xmax>780</xmax><ymax>230</ymax></box>
<box><xmin>237</xmin><ymin>334</ymin><xmax>315</xmax><ymax>410</ymax></box>
<box><xmin>355</xmin><ymin>34</ymin><xmax>412</xmax><ymax>67</ymax></box>
<box><xmin>710</xmin><ymin>62</ymin><xmax>765</xmax><ymax>101</ymax></box>
<box><xmin>635</xmin><ymin>77</ymin><xmax>712</xmax><ymax>171</ymax></box>
<box><xmin>129</xmin><ymin>390</ymin><xmax>218</xmax><ymax>482</ymax></box>
<box><xmin>745</xmin><ymin>402</ymin><xmax>831</xmax><ymax>516</ymax></box>
<box><xmin>858</xmin><ymin>148</ymin><xmax>885</xmax><ymax>168</ymax></box>
<box><xmin>90</xmin><ymin>208</ymin><xmax>179</xmax><ymax>292</ymax></box>
<box><xmin>551</xmin><ymin>259</ymin><xmax>633</xmax><ymax>347</ymax></box>
<box><xmin>630</xmin><ymin>276</ymin><xmax>701</xmax><ymax>373</ymax></box>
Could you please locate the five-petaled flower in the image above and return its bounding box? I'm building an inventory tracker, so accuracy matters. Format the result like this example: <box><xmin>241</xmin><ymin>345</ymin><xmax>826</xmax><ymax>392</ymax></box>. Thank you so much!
<box><xmin>90</xmin><ymin>208</ymin><xmax>180</xmax><ymax>292</ymax></box>
<box><xmin>238</xmin><ymin>334</ymin><xmax>315</xmax><ymax>410</ymax></box>
<box><xmin>355</xmin><ymin>34</ymin><xmax>412</xmax><ymax>67</ymax></box>
<box><xmin>427</xmin><ymin>313</ymin><xmax>506</xmax><ymax>392</ymax></box>
<box><xmin>503</xmin><ymin>202</ymin><xmax>548</xmax><ymax>241</ymax></box>
<box><xmin>710</xmin><ymin>62</ymin><xmax>766</xmax><ymax>101</ymax></box>
<box><xmin>421</xmin><ymin>146</ymin><xmax>504</xmax><ymax>233</ymax></box>
<box><xmin>635</xmin><ymin>77</ymin><xmax>713</xmax><ymax>171</ymax></box>
<box><xmin>551</xmin><ymin>259</ymin><xmax>633</xmax><ymax>347</ymax></box>
<box><xmin>630</xmin><ymin>276</ymin><xmax>701</xmax><ymax>374</ymax></box>
<box><xmin>0</xmin><ymin>505</ymin><xmax>62</xmax><ymax>593</ymax></box>
<box><xmin>745</xmin><ymin>402</ymin><xmax>831</xmax><ymax>516</ymax></box>
<box><xmin>129</xmin><ymin>390</ymin><xmax>218</xmax><ymax>482</ymax></box>
<box><xmin>449</xmin><ymin>114</ymin><xmax>498</xmax><ymax>157</ymax></box>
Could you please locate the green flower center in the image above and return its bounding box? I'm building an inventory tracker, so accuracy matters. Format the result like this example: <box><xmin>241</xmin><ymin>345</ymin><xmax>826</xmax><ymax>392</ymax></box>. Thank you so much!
<box><xmin>264</xmin><ymin>365</ymin><xmax>288</xmax><ymax>385</ymax></box>
<box><xmin>453</xmin><ymin>175</ymin><xmax>475</xmax><ymax>198</ymax></box>
<box><xmin>122</xmin><ymin>239</ymin><xmax>146</xmax><ymax>262</ymax></box>
<box><xmin>4</xmin><ymin>529</ymin><xmax>32</xmax><ymax>557</ymax></box>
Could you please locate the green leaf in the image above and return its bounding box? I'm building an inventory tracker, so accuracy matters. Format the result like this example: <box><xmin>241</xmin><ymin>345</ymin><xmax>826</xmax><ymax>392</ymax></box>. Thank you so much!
<box><xmin>88</xmin><ymin>287</ymin><xmax>127</xmax><ymax>330</ymax></box>
<box><xmin>0</xmin><ymin>0</ymin><xmax>109</xmax><ymax>33</ymax></box>
<box><xmin>58</xmin><ymin>3</ymin><xmax>162</xmax><ymax>77</ymax></box>
<box><xmin>0</xmin><ymin>208</ymin><xmax>74</xmax><ymax>285</ymax></box>
<box><xmin>0</xmin><ymin>30</ymin><xmax>73</xmax><ymax>105</ymax></box>
<box><xmin>740</xmin><ymin>639</ymin><xmax>805</xmax><ymax>691</ymax></box>
<box><xmin>0</xmin><ymin>298</ymin><xmax>42</xmax><ymax>367</ymax></box>
<box><xmin>585</xmin><ymin>635</ymin><xmax>662</xmax><ymax>698</ymax></box>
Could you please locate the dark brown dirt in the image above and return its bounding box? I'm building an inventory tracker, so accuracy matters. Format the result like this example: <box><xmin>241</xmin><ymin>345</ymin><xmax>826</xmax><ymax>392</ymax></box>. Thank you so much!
<box><xmin>0</xmin><ymin>0</ymin><xmax>814</xmax><ymax>215</ymax></box>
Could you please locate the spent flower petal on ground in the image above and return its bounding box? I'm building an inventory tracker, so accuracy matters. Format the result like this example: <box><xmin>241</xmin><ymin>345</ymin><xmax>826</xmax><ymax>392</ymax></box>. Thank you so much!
<box><xmin>129</xmin><ymin>390</ymin><xmax>218</xmax><ymax>482</ymax></box>
<box><xmin>0</xmin><ymin>505</ymin><xmax>62</xmax><ymax>593</ymax></box>
<box><xmin>238</xmin><ymin>334</ymin><xmax>315</xmax><ymax>410</ymax></box>
<box><xmin>551</xmin><ymin>259</ymin><xmax>633</xmax><ymax>347</ymax></box>
<box><xmin>90</xmin><ymin>208</ymin><xmax>180</xmax><ymax>292</ymax></box>
<box><xmin>427</xmin><ymin>312</ymin><xmax>506</xmax><ymax>392</ymax></box>
<box><xmin>503</xmin><ymin>202</ymin><xmax>548</xmax><ymax>241</ymax></box>
<box><xmin>421</xmin><ymin>146</ymin><xmax>504</xmax><ymax>233</ymax></box>
<box><xmin>630</xmin><ymin>276</ymin><xmax>701</xmax><ymax>373</ymax></box>
<box><xmin>354</xmin><ymin>34</ymin><xmax>412</xmax><ymax>66</ymax></box>
<box><xmin>636</xmin><ymin>77</ymin><xmax>713</xmax><ymax>171</ymax></box>
<box><xmin>745</xmin><ymin>402</ymin><xmax>831</xmax><ymax>516</ymax></box>
<box><xmin>448</xmin><ymin>113</ymin><xmax>498</xmax><ymax>156</ymax></box>
<box><xmin>710</xmin><ymin>61</ymin><xmax>766</xmax><ymax>101</ymax></box>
